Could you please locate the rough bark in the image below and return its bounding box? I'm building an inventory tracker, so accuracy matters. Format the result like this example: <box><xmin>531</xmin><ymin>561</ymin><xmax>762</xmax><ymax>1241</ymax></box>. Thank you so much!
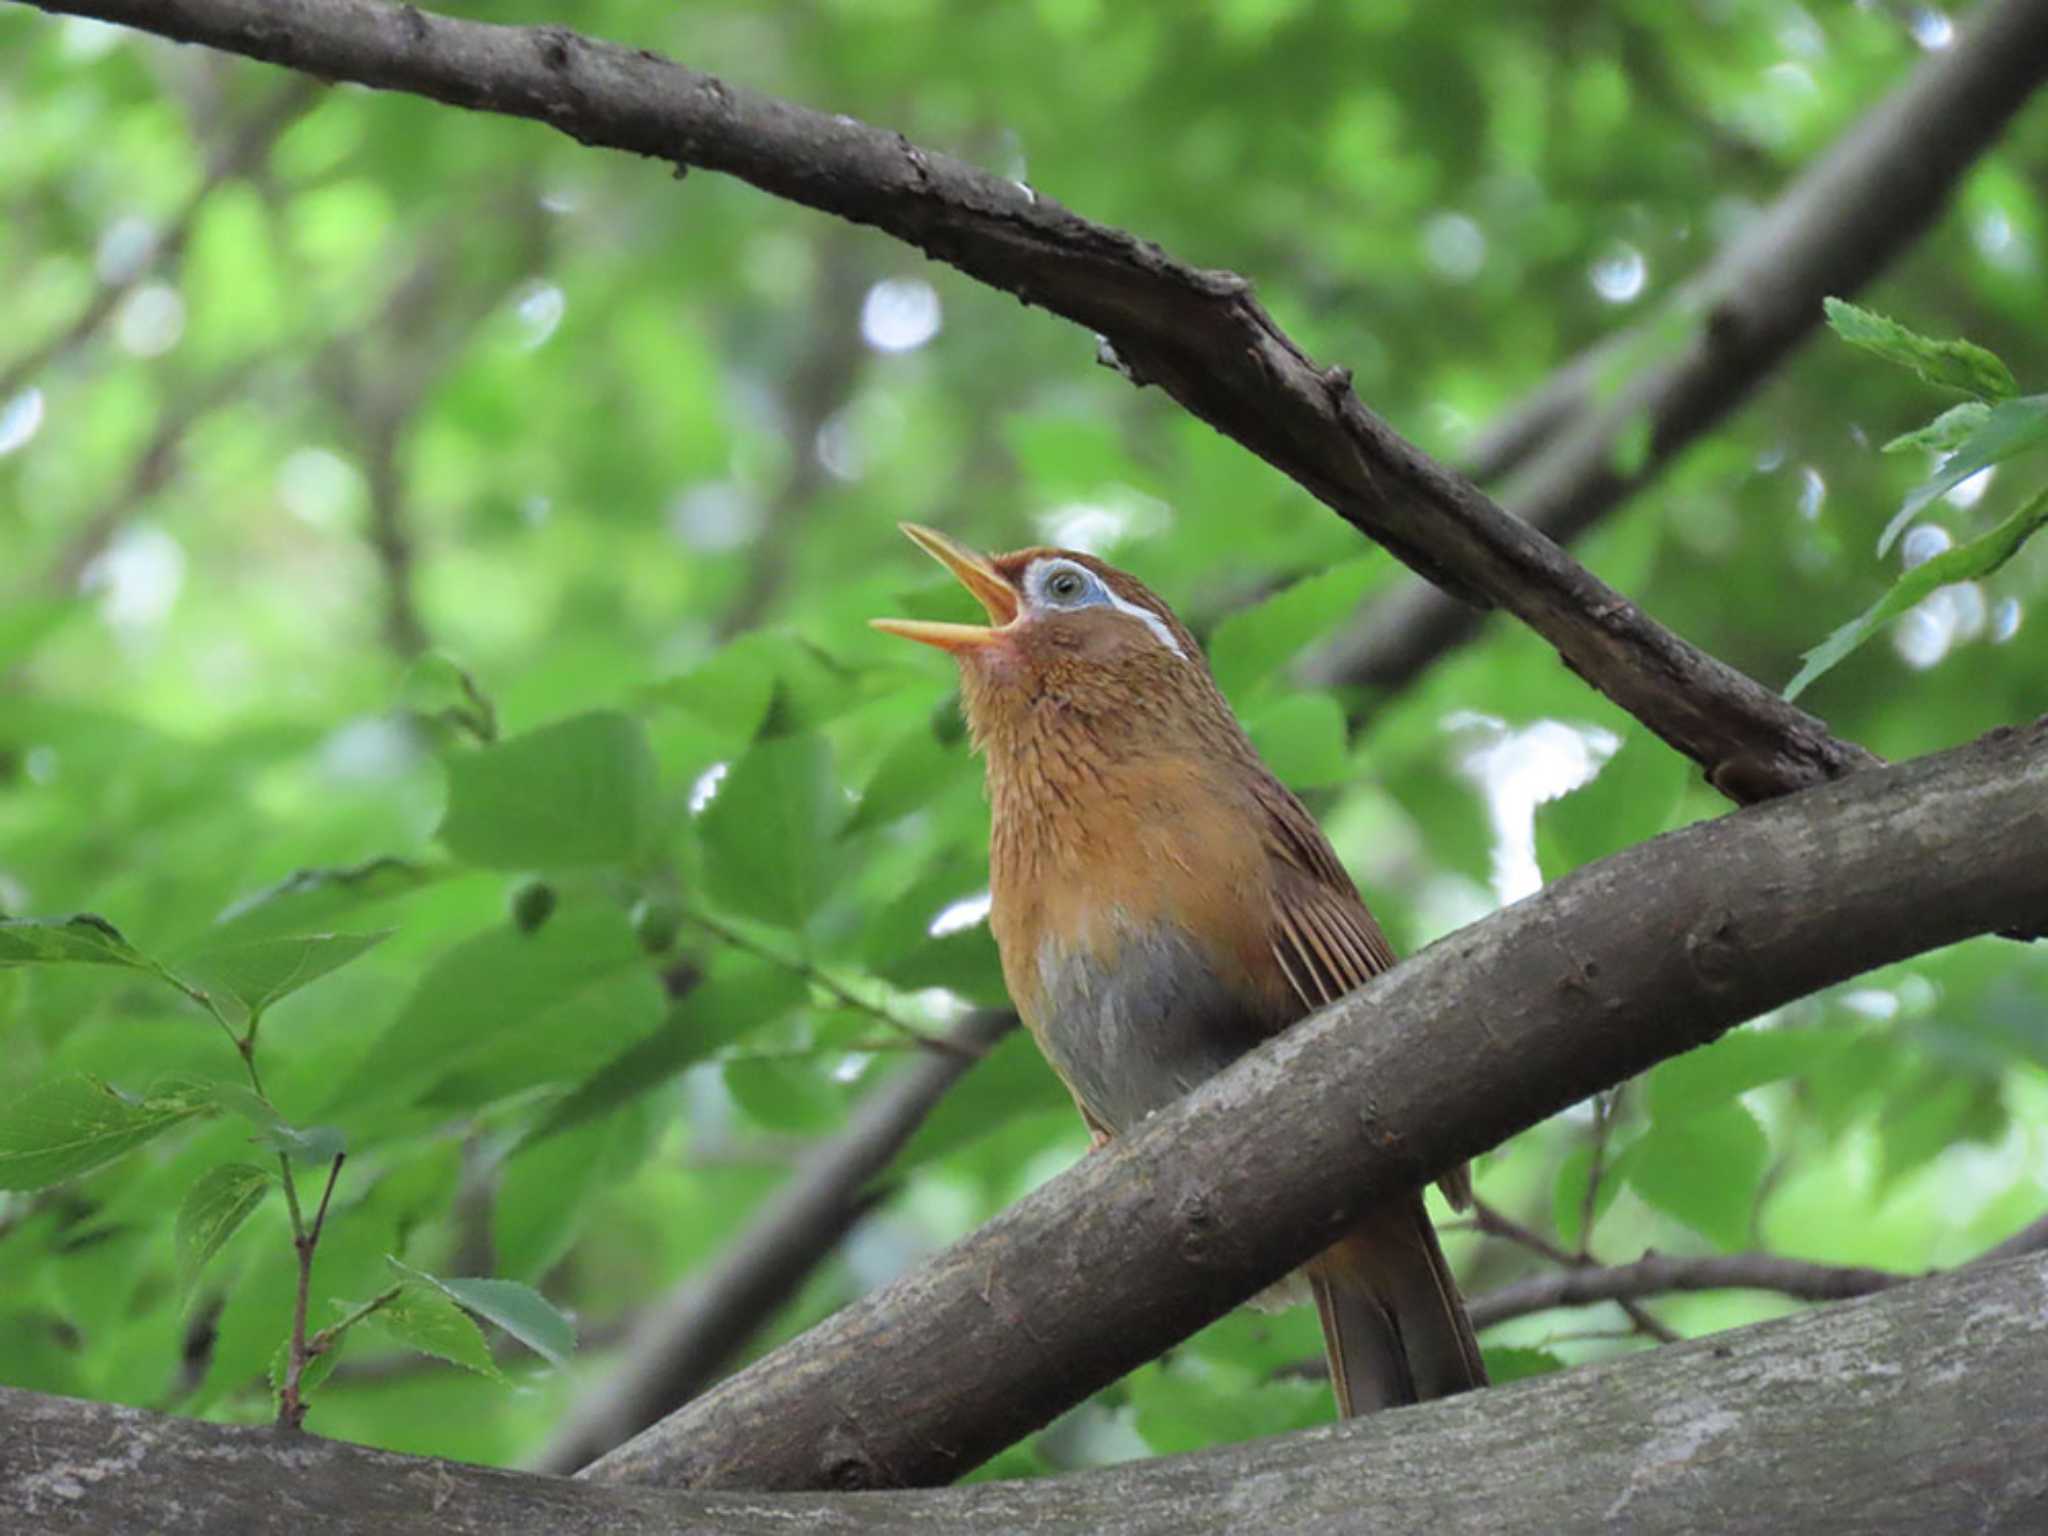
<box><xmin>529</xmin><ymin>1009</ymin><xmax>1016</xmax><ymax>1475</ymax></box>
<box><xmin>30</xmin><ymin>0</ymin><xmax>2018</xmax><ymax>803</ymax></box>
<box><xmin>572</xmin><ymin>720</ymin><xmax>2048</xmax><ymax>1492</ymax></box>
<box><xmin>1304</xmin><ymin>0</ymin><xmax>2048</xmax><ymax>697</ymax></box>
<box><xmin>6</xmin><ymin>1252</ymin><xmax>2046</xmax><ymax>1533</ymax></box>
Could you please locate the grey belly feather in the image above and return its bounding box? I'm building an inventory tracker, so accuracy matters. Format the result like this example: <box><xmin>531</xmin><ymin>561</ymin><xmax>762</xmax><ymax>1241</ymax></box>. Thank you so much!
<box><xmin>1034</xmin><ymin>925</ymin><xmax>1262</xmax><ymax>1135</ymax></box>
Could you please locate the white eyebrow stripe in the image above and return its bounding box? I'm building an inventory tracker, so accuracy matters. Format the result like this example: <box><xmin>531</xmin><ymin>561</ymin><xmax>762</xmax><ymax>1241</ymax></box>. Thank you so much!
<box><xmin>1101</xmin><ymin>584</ymin><xmax>1187</xmax><ymax>659</ymax></box>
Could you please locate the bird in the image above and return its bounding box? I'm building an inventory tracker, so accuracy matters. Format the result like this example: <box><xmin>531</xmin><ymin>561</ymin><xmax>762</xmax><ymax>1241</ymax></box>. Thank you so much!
<box><xmin>872</xmin><ymin>522</ymin><xmax>1487</xmax><ymax>1416</ymax></box>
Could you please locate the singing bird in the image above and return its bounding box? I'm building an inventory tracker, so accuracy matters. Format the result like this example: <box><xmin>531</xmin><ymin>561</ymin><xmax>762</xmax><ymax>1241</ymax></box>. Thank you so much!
<box><xmin>873</xmin><ymin>523</ymin><xmax>1486</xmax><ymax>1416</ymax></box>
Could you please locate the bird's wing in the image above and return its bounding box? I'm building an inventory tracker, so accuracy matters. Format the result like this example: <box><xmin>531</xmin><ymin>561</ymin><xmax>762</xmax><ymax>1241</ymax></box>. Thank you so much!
<box><xmin>1252</xmin><ymin>768</ymin><xmax>1473</xmax><ymax>1211</ymax></box>
<box><xmin>1250</xmin><ymin>771</ymin><xmax>1399</xmax><ymax>1011</ymax></box>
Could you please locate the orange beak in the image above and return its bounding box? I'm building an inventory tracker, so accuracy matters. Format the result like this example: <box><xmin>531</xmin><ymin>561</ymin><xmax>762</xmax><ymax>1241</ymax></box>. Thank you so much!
<box><xmin>870</xmin><ymin>523</ymin><xmax>1020</xmax><ymax>653</ymax></box>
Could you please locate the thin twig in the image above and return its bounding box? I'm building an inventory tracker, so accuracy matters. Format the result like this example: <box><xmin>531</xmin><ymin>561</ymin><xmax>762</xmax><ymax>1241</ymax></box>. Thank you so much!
<box><xmin>1468</xmin><ymin>1197</ymin><xmax>1680</xmax><ymax>1344</ymax></box>
<box><xmin>682</xmin><ymin>909</ymin><xmax>979</xmax><ymax>1060</ymax></box>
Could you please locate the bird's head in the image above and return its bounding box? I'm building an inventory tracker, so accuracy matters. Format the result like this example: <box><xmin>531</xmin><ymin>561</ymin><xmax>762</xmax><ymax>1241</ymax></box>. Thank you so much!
<box><xmin>872</xmin><ymin>523</ymin><xmax>1215</xmax><ymax>754</ymax></box>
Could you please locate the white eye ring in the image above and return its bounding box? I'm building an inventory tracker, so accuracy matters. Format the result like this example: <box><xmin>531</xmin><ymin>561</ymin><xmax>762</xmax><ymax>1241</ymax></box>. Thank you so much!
<box><xmin>1023</xmin><ymin>557</ymin><xmax>1186</xmax><ymax>660</ymax></box>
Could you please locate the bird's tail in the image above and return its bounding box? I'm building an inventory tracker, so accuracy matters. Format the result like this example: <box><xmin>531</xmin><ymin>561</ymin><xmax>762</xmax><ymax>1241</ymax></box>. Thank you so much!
<box><xmin>1308</xmin><ymin>1193</ymin><xmax>1487</xmax><ymax>1416</ymax></box>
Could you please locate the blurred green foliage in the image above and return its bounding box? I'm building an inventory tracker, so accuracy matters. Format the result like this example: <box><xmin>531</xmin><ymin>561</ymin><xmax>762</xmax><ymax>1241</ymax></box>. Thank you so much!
<box><xmin>1</xmin><ymin>0</ymin><xmax>2045</xmax><ymax>1477</ymax></box>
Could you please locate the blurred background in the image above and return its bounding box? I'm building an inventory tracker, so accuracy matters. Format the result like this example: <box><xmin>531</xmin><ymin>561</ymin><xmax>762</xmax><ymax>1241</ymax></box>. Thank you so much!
<box><xmin>2</xmin><ymin>0</ymin><xmax>2045</xmax><ymax>1477</ymax></box>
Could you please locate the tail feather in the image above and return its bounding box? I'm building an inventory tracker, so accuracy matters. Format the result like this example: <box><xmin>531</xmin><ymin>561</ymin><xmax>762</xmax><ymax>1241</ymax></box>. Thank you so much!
<box><xmin>1308</xmin><ymin>1192</ymin><xmax>1487</xmax><ymax>1415</ymax></box>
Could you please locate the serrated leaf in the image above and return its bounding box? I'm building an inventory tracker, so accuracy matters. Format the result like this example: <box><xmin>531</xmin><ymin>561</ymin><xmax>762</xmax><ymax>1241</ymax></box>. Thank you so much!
<box><xmin>1882</xmin><ymin>401</ymin><xmax>1991</xmax><ymax>456</ymax></box>
<box><xmin>1823</xmin><ymin>298</ymin><xmax>2016</xmax><ymax>402</ymax></box>
<box><xmin>439</xmin><ymin>710</ymin><xmax>660</xmax><ymax>870</ymax></box>
<box><xmin>1242</xmin><ymin>692</ymin><xmax>1350</xmax><ymax>787</ymax></box>
<box><xmin>0</xmin><ymin>914</ymin><xmax>155</xmax><ymax>971</ymax></box>
<box><xmin>0</xmin><ymin>1076</ymin><xmax>211</xmax><ymax>1191</ymax></box>
<box><xmin>1534</xmin><ymin>735</ymin><xmax>1688</xmax><ymax>883</ymax></box>
<box><xmin>210</xmin><ymin>857</ymin><xmax>444</xmax><ymax>944</ymax></box>
<box><xmin>387</xmin><ymin>1259</ymin><xmax>575</xmax><ymax>1367</ymax></box>
<box><xmin>699</xmin><ymin>732</ymin><xmax>839</xmax><ymax>929</ymax></box>
<box><xmin>362</xmin><ymin>1282</ymin><xmax>505</xmax><ymax>1381</ymax></box>
<box><xmin>205</xmin><ymin>1083</ymin><xmax>347</xmax><ymax>1164</ymax></box>
<box><xmin>1788</xmin><ymin>481</ymin><xmax>2048</xmax><ymax>700</ymax></box>
<box><xmin>1880</xmin><ymin>395</ymin><xmax>2048</xmax><ymax>555</ymax></box>
<box><xmin>175</xmin><ymin>1163</ymin><xmax>273</xmax><ymax>1292</ymax></box>
<box><xmin>1208</xmin><ymin>560</ymin><xmax>1378</xmax><ymax>701</ymax></box>
<box><xmin>1625</xmin><ymin>1100</ymin><xmax>1768</xmax><ymax>1250</ymax></box>
<box><xmin>173</xmin><ymin>930</ymin><xmax>392</xmax><ymax>1019</ymax></box>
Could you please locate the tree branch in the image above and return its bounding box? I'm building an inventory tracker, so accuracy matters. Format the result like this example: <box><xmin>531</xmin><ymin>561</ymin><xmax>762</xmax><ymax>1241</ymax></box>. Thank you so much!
<box><xmin>33</xmin><ymin>0</ymin><xmax>2035</xmax><ymax>803</ymax></box>
<box><xmin>1303</xmin><ymin>0</ymin><xmax>2048</xmax><ymax>697</ymax></box>
<box><xmin>528</xmin><ymin>1008</ymin><xmax>1015</xmax><ymax>1475</ymax></box>
<box><xmin>559</xmin><ymin>720</ymin><xmax>2048</xmax><ymax>1491</ymax></box>
<box><xmin>6</xmin><ymin>1251</ymin><xmax>2047</xmax><ymax>1532</ymax></box>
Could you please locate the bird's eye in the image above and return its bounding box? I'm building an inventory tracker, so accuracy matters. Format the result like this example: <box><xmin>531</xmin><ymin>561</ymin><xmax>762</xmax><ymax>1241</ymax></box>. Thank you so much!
<box><xmin>1045</xmin><ymin>568</ymin><xmax>1087</xmax><ymax>602</ymax></box>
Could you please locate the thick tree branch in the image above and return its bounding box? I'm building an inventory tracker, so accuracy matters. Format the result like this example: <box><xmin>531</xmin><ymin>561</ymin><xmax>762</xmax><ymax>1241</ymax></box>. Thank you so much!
<box><xmin>1304</xmin><ymin>0</ymin><xmax>2048</xmax><ymax>697</ymax></box>
<box><xmin>34</xmin><ymin>0</ymin><xmax>2037</xmax><ymax>804</ymax></box>
<box><xmin>528</xmin><ymin>1009</ymin><xmax>1016</xmax><ymax>1475</ymax></box>
<box><xmin>562</xmin><ymin>720</ymin><xmax>2048</xmax><ymax>1491</ymax></box>
<box><xmin>6</xmin><ymin>1252</ymin><xmax>2047</xmax><ymax>1533</ymax></box>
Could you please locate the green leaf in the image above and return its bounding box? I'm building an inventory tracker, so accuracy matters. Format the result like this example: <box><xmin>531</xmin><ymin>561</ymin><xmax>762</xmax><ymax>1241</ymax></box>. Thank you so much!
<box><xmin>1823</xmin><ymin>298</ymin><xmax>2016</xmax><ymax>402</ymax></box>
<box><xmin>175</xmin><ymin>1163</ymin><xmax>274</xmax><ymax>1292</ymax></box>
<box><xmin>209</xmin><ymin>857</ymin><xmax>445</xmax><ymax>944</ymax></box>
<box><xmin>439</xmin><ymin>710</ymin><xmax>661</xmax><ymax>869</ymax></box>
<box><xmin>1207</xmin><ymin>559</ymin><xmax>1378</xmax><ymax>701</ymax></box>
<box><xmin>1880</xmin><ymin>395</ymin><xmax>2048</xmax><ymax>555</ymax></box>
<box><xmin>325</xmin><ymin>905</ymin><xmax>649</xmax><ymax>1115</ymax></box>
<box><xmin>0</xmin><ymin>915</ymin><xmax>155</xmax><ymax>971</ymax></box>
<box><xmin>400</xmin><ymin>651</ymin><xmax>498</xmax><ymax>743</ymax></box>
<box><xmin>1882</xmin><ymin>401</ymin><xmax>1991</xmax><ymax>456</ymax></box>
<box><xmin>1647</xmin><ymin>1027</ymin><xmax>1860</xmax><ymax>1122</ymax></box>
<box><xmin>362</xmin><ymin>1282</ymin><xmax>505</xmax><ymax>1381</ymax></box>
<box><xmin>1534</xmin><ymin>736</ymin><xmax>1689</xmax><ymax>882</ymax></box>
<box><xmin>172</xmin><ymin>930</ymin><xmax>392</xmax><ymax>1019</ymax></box>
<box><xmin>268</xmin><ymin>1328</ymin><xmax>347</xmax><ymax>1404</ymax></box>
<box><xmin>1787</xmin><ymin>481</ymin><xmax>2048</xmax><ymax>700</ymax></box>
<box><xmin>723</xmin><ymin>1056</ymin><xmax>846</xmax><ymax>1132</ymax></box>
<box><xmin>1877</xmin><ymin>1075</ymin><xmax>2005</xmax><ymax>1190</ymax></box>
<box><xmin>844</xmin><ymin>726</ymin><xmax>958</xmax><ymax>835</ymax></box>
<box><xmin>522</xmin><ymin>956</ymin><xmax>806</xmax><ymax>1150</ymax></box>
<box><xmin>206</xmin><ymin>1083</ymin><xmax>348</xmax><ymax>1165</ymax></box>
<box><xmin>699</xmin><ymin>732</ymin><xmax>839</xmax><ymax>929</ymax></box>
<box><xmin>1242</xmin><ymin>693</ymin><xmax>1350</xmax><ymax>787</ymax></box>
<box><xmin>1624</xmin><ymin>1100</ymin><xmax>1768</xmax><ymax>1250</ymax></box>
<box><xmin>0</xmin><ymin>1076</ymin><xmax>211</xmax><ymax>1191</ymax></box>
<box><xmin>1482</xmin><ymin>1345</ymin><xmax>1567</xmax><ymax>1383</ymax></box>
<box><xmin>1551</xmin><ymin>1140</ymin><xmax>1623</xmax><ymax>1252</ymax></box>
<box><xmin>386</xmin><ymin>1259</ymin><xmax>575</xmax><ymax>1367</ymax></box>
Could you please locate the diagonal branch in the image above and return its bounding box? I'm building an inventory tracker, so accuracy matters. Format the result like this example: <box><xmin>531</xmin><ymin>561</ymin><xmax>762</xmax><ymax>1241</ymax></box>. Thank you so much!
<box><xmin>35</xmin><ymin>0</ymin><xmax>2048</xmax><ymax>804</ymax></box>
<box><xmin>575</xmin><ymin>719</ymin><xmax>2048</xmax><ymax>1491</ymax></box>
<box><xmin>1304</xmin><ymin>0</ymin><xmax>2048</xmax><ymax>697</ymax></box>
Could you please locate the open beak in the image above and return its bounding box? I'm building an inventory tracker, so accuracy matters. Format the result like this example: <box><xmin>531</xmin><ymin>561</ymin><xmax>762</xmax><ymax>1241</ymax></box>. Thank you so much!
<box><xmin>870</xmin><ymin>523</ymin><xmax>1020</xmax><ymax>653</ymax></box>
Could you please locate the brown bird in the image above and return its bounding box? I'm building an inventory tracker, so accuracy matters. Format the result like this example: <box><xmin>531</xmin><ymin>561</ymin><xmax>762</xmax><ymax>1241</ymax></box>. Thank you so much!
<box><xmin>873</xmin><ymin>523</ymin><xmax>1486</xmax><ymax>1416</ymax></box>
